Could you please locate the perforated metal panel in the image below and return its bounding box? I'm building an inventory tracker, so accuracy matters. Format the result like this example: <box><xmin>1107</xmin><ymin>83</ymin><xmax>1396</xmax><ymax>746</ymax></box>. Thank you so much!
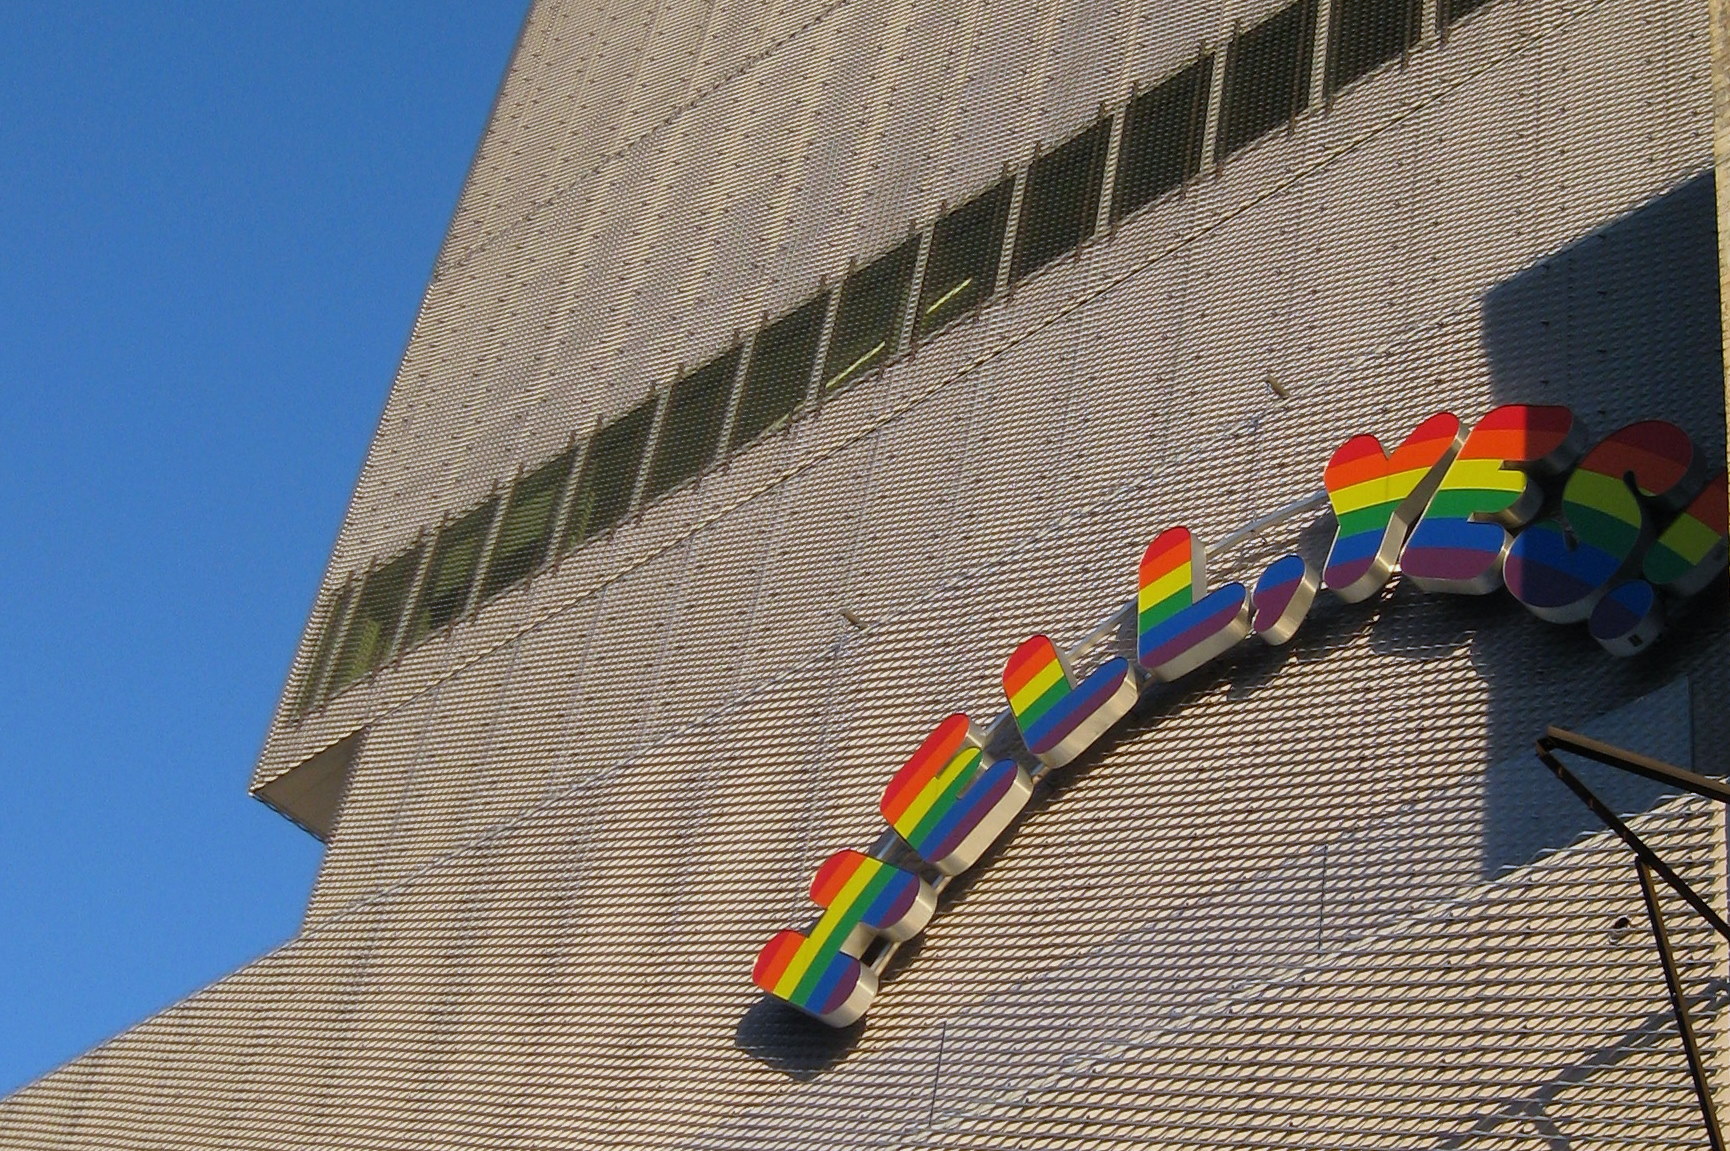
<box><xmin>4</xmin><ymin>0</ymin><xmax>1727</xmax><ymax>1147</ymax></box>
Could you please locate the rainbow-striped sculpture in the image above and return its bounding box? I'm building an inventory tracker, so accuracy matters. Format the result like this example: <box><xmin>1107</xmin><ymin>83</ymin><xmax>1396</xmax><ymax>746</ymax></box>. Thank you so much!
<box><xmin>1250</xmin><ymin>554</ymin><xmax>1320</xmax><ymax>644</ymax></box>
<box><xmin>1321</xmin><ymin>412</ymin><xmax>1462</xmax><ymax>601</ymax></box>
<box><xmin>752</xmin><ymin>850</ymin><xmax>936</xmax><ymax>1026</ymax></box>
<box><xmin>1645</xmin><ymin>469</ymin><xmax>1729</xmax><ymax>597</ymax></box>
<box><xmin>881</xmin><ymin>714</ymin><xmax>1032</xmax><ymax>876</ymax></box>
<box><xmin>1506</xmin><ymin>421</ymin><xmax>1703</xmax><ymax>623</ymax></box>
<box><xmin>1136</xmin><ymin>526</ymin><xmax>1252</xmax><ymax>680</ymax></box>
<box><xmin>1588</xmin><ymin>466</ymin><xmax>1729</xmax><ymax>655</ymax></box>
<box><xmin>1400</xmin><ymin>405</ymin><xmax>1584</xmax><ymax>594</ymax></box>
<box><xmin>1588</xmin><ymin>581</ymin><xmax>1664</xmax><ymax>657</ymax></box>
<box><xmin>751</xmin><ymin>403</ymin><xmax>1730</xmax><ymax>1030</ymax></box>
<box><xmin>1003</xmin><ymin>635</ymin><xmax>1139</xmax><ymax>770</ymax></box>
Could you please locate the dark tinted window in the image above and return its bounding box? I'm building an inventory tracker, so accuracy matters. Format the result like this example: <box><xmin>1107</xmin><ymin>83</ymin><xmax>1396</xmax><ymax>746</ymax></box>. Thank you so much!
<box><xmin>328</xmin><ymin>546</ymin><xmax>422</xmax><ymax>694</ymax></box>
<box><xmin>916</xmin><ymin>179</ymin><xmax>1013</xmax><ymax>339</ymax></box>
<box><xmin>1438</xmin><ymin>0</ymin><xmax>1490</xmax><ymax>28</ymax></box>
<box><xmin>564</xmin><ymin>401</ymin><xmax>654</xmax><ymax>549</ymax></box>
<box><xmin>823</xmin><ymin>238</ymin><xmax>917</xmax><ymax>393</ymax></box>
<box><xmin>1112</xmin><ymin>57</ymin><xmax>1213</xmax><ymax>221</ymax></box>
<box><xmin>644</xmin><ymin>350</ymin><xmax>739</xmax><ymax>500</ymax></box>
<box><xmin>1216</xmin><ymin>0</ymin><xmax>1317</xmax><ymax>161</ymax></box>
<box><xmin>479</xmin><ymin>450</ymin><xmax>574</xmax><ymax>603</ymax></box>
<box><xmin>1012</xmin><ymin>119</ymin><xmax>1111</xmax><ymax>282</ymax></box>
<box><xmin>404</xmin><ymin>499</ymin><xmax>497</xmax><ymax>646</ymax></box>
<box><xmin>1328</xmin><ymin>0</ymin><xmax>1419</xmax><ymax>93</ymax></box>
<box><xmin>731</xmin><ymin>294</ymin><xmax>827</xmax><ymax>448</ymax></box>
<box><xmin>296</xmin><ymin>581</ymin><xmax>354</xmax><ymax>712</ymax></box>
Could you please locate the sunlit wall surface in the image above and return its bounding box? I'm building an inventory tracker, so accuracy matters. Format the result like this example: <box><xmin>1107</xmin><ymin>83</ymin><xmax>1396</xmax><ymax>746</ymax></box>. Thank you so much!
<box><xmin>3</xmin><ymin>0</ymin><xmax>1728</xmax><ymax>1147</ymax></box>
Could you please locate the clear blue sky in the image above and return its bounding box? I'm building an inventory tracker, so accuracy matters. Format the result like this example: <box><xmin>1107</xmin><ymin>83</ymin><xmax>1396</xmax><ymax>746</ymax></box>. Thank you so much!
<box><xmin>0</xmin><ymin>4</ymin><xmax>528</xmax><ymax>1094</ymax></box>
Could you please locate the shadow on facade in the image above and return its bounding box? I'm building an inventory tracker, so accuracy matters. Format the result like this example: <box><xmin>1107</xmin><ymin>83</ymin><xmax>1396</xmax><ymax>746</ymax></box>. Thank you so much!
<box><xmin>733</xmin><ymin>996</ymin><xmax>865</xmax><ymax>1081</ymax></box>
<box><xmin>1474</xmin><ymin>168</ymin><xmax>1725</xmax><ymax>880</ymax></box>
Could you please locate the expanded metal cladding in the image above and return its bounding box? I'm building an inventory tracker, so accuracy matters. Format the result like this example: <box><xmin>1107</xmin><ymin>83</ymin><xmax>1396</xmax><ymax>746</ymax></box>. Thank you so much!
<box><xmin>3</xmin><ymin>0</ymin><xmax>1727</xmax><ymax>1147</ymax></box>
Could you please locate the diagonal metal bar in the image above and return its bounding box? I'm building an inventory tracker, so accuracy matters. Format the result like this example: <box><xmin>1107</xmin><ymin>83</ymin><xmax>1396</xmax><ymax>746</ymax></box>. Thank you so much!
<box><xmin>1532</xmin><ymin>729</ymin><xmax>1730</xmax><ymax>1151</ymax></box>
<box><xmin>1544</xmin><ymin>726</ymin><xmax>1730</xmax><ymax>805</ymax></box>
<box><xmin>1636</xmin><ymin>860</ymin><xmax>1727</xmax><ymax>1151</ymax></box>
<box><xmin>1533</xmin><ymin>740</ymin><xmax>1730</xmax><ymax>945</ymax></box>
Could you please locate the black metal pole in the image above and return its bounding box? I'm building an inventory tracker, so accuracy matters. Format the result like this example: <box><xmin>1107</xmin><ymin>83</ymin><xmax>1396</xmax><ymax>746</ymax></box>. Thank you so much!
<box><xmin>1543</xmin><ymin>727</ymin><xmax>1730</xmax><ymax>806</ymax></box>
<box><xmin>1636</xmin><ymin>860</ymin><xmax>1726</xmax><ymax>1151</ymax></box>
<box><xmin>1529</xmin><ymin>729</ymin><xmax>1730</xmax><ymax>1151</ymax></box>
<box><xmin>1534</xmin><ymin>741</ymin><xmax>1730</xmax><ymax>944</ymax></box>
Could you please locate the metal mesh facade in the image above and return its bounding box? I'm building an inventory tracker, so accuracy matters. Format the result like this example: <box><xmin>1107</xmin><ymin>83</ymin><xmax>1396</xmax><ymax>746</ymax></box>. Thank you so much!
<box><xmin>4</xmin><ymin>0</ymin><xmax>1728</xmax><ymax>1146</ymax></box>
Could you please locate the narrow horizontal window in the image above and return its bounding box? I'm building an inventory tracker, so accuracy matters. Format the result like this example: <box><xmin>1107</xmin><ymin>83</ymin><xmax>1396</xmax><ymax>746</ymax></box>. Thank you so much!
<box><xmin>916</xmin><ymin>178</ymin><xmax>1013</xmax><ymax>340</ymax></box>
<box><xmin>1217</xmin><ymin>0</ymin><xmax>1317</xmax><ymax>161</ymax></box>
<box><xmin>823</xmin><ymin>238</ymin><xmax>918</xmax><ymax>394</ymax></box>
<box><xmin>479</xmin><ymin>449</ymin><xmax>575</xmax><ymax>603</ymax></box>
<box><xmin>1438</xmin><ymin>0</ymin><xmax>1490</xmax><ymax>28</ymax></box>
<box><xmin>564</xmin><ymin>401</ymin><xmax>654</xmax><ymax>549</ymax></box>
<box><xmin>1112</xmin><ymin>57</ymin><xmax>1213</xmax><ymax>221</ymax></box>
<box><xmin>1328</xmin><ymin>0</ymin><xmax>1419</xmax><ymax>94</ymax></box>
<box><xmin>644</xmin><ymin>349</ymin><xmax>740</xmax><ymax>501</ymax></box>
<box><xmin>1012</xmin><ymin>119</ymin><xmax>1111</xmax><ymax>282</ymax></box>
<box><xmin>328</xmin><ymin>546</ymin><xmax>423</xmax><ymax>695</ymax></box>
<box><xmin>731</xmin><ymin>293</ymin><xmax>828</xmax><ymax>448</ymax></box>
<box><xmin>296</xmin><ymin>580</ymin><xmax>354</xmax><ymax>712</ymax></box>
<box><xmin>404</xmin><ymin>499</ymin><xmax>497</xmax><ymax>646</ymax></box>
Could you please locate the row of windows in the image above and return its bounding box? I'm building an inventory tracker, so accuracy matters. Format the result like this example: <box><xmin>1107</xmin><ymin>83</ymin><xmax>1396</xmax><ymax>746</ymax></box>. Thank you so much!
<box><xmin>294</xmin><ymin>0</ymin><xmax>1491</xmax><ymax>713</ymax></box>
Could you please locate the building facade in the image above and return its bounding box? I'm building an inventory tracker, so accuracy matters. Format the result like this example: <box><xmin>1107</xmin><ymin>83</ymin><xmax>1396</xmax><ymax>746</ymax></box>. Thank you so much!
<box><xmin>5</xmin><ymin>0</ymin><xmax>1730</xmax><ymax>1146</ymax></box>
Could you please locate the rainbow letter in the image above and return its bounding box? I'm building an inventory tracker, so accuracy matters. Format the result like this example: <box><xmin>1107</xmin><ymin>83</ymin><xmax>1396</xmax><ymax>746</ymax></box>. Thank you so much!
<box><xmin>1003</xmin><ymin>636</ymin><xmax>1138</xmax><ymax>770</ymax></box>
<box><xmin>881</xmin><ymin>714</ymin><xmax>1033</xmax><ymax>876</ymax></box>
<box><xmin>1251</xmin><ymin>554</ymin><xmax>1320</xmax><ymax>645</ymax></box>
<box><xmin>1136</xmin><ymin>526</ymin><xmax>1252</xmax><ymax>680</ymax></box>
<box><xmin>1644</xmin><ymin>469</ymin><xmax>1729</xmax><ymax>598</ymax></box>
<box><xmin>1321</xmin><ymin>412</ymin><xmax>1463</xmax><ymax>602</ymax></box>
<box><xmin>1506</xmin><ymin>421</ymin><xmax>1703</xmax><ymax>623</ymax></box>
<box><xmin>1400</xmin><ymin>405</ymin><xmax>1585</xmax><ymax>595</ymax></box>
<box><xmin>1587</xmin><ymin>581</ymin><xmax>1664</xmax><ymax>657</ymax></box>
<box><xmin>753</xmin><ymin>850</ymin><xmax>936</xmax><ymax>1026</ymax></box>
<box><xmin>1589</xmin><ymin>468</ymin><xmax>1728</xmax><ymax>656</ymax></box>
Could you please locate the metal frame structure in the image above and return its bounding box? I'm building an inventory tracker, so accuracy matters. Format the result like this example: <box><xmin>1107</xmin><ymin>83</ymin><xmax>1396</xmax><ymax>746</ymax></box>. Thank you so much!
<box><xmin>1534</xmin><ymin>726</ymin><xmax>1730</xmax><ymax>1151</ymax></box>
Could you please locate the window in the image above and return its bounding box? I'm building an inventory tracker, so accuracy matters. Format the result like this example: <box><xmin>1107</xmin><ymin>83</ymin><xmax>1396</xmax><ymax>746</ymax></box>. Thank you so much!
<box><xmin>1328</xmin><ymin>0</ymin><xmax>1419</xmax><ymax>94</ymax></box>
<box><xmin>403</xmin><ymin>499</ymin><xmax>498</xmax><ymax>646</ymax></box>
<box><xmin>327</xmin><ymin>546</ymin><xmax>423</xmax><ymax>695</ymax></box>
<box><xmin>822</xmin><ymin>238</ymin><xmax>918</xmax><ymax>394</ymax></box>
<box><xmin>1438</xmin><ymin>0</ymin><xmax>1490</xmax><ymax>28</ymax></box>
<box><xmin>730</xmin><ymin>293</ymin><xmax>828</xmax><ymax>448</ymax></box>
<box><xmin>1012</xmin><ymin>119</ymin><xmax>1111</xmax><ymax>282</ymax></box>
<box><xmin>643</xmin><ymin>350</ymin><xmax>740</xmax><ymax>501</ymax></box>
<box><xmin>564</xmin><ymin>401</ymin><xmax>654</xmax><ymax>549</ymax></box>
<box><xmin>479</xmin><ymin>449</ymin><xmax>575</xmax><ymax>603</ymax></box>
<box><xmin>295</xmin><ymin>580</ymin><xmax>354</xmax><ymax>712</ymax></box>
<box><xmin>1216</xmin><ymin>0</ymin><xmax>1317</xmax><ymax>161</ymax></box>
<box><xmin>1112</xmin><ymin>57</ymin><xmax>1213</xmax><ymax>221</ymax></box>
<box><xmin>916</xmin><ymin>178</ymin><xmax>1013</xmax><ymax>340</ymax></box>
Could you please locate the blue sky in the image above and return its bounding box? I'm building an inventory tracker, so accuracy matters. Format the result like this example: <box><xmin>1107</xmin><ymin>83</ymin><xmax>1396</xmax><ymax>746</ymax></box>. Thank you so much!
<box><xmin>0</xmin><ymin>4</ymin><xmax>528</xmax><ymax>1094</ymax></box>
